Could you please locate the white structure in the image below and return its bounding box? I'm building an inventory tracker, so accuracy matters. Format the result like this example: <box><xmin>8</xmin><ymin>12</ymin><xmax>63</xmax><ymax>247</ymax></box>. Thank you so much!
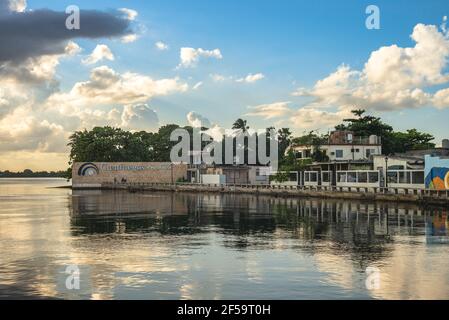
<box><xmin>386</xmin><ymin>170</ymin><xmax>425</xmax><ymax>189</ymax></box>
<box><xmin>248</xmin><ymin>166</ymin><xmax>271</xmax><ymax>185</ymax></box>
<box><xmin>336</xmin><ymin>170</ymin><xmax>380</xmax><ymax>188</ymax></box>
<box><xmin>292</xmin><ymin>131</ymin><xmax>382</xmax><ymax>162</ymax></box>
<box><xmin>324</xmin><ymin>144</ymin><xmax>381</xmax><ymax>161</ymax></box>
<box><xmin>373</xmin><ymin>155</ymin><xmax>425</xmax><ymax>188</ymax></box>
<box><xmin>303</xmin><ymin>171</ymin><xmax>331</xmax><ymax>187</ymax></box>
<box><xmin>201</xmin><ymin>174</ymin><xmax>226</xmax><ymax>185</ymax></box>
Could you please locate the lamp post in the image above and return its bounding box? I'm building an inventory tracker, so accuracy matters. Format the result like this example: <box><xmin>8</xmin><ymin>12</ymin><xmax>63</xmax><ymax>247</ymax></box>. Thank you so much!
<box><xmin>385</xmin><ymin>156</ymin><xmax>389</xmax><ymax>189</ymax></box>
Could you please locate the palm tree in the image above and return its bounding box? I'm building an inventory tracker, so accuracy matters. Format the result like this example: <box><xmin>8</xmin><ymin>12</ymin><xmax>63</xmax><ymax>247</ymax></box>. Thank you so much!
<box><xmin>232</xmin><ymin>118</ymin><xmax>249</xmax><ymax>133</ymax></box>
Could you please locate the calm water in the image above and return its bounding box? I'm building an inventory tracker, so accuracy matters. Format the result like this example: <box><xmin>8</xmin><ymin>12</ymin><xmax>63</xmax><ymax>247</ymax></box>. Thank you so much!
<box><xmin>1</xmin><ymin>178</ymin><xmax>449</xmax><ymax>300</ymax></box>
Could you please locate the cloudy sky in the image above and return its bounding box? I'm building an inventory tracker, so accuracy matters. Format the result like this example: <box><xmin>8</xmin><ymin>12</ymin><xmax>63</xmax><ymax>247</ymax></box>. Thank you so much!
<box><xmin>1</xmin><ymin>0</ymin><xmax>449</xmax><ymax>171</ymax></box>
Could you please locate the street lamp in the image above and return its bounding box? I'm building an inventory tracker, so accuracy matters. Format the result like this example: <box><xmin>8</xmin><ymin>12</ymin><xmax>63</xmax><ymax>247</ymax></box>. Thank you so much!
<box><xmin>385</xmin><ymin>156</ymin><xmax>389</xmax><ymax>188</ymax></box>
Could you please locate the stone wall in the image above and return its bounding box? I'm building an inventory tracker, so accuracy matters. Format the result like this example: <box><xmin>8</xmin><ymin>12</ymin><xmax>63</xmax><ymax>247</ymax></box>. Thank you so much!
<box><xmin>72</xmin><ymin>162</ymin><xmax>188</xmax><ymax>188</ymax></box>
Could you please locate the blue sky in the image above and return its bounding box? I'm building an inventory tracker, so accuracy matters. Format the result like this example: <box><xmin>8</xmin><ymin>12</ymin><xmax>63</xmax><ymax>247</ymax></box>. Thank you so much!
<box><xmin>51</xmin><ymin>0</ymin><xmax>449</xmax><ymax>129</ymax></box>
<box><xmin>1</xmin><ymin>0</ymin><xmax>449</xmax><ymax>170</ymax></box>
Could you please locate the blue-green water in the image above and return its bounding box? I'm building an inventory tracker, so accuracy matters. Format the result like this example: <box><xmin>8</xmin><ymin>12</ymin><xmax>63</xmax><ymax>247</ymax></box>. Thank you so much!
<box><xmin>1</xmin><ymin>178</ymin><xmax>449</xmax><ymax>300</ymax></box>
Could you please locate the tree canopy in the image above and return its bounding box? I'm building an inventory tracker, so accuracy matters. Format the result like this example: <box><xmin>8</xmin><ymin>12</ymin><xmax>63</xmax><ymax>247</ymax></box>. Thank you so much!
<box><xmin>68</xmin><ymin>125</ymin><xmax>183</xmax><ymax>165</ymax></box>
<box><xmin>67</xmin><ymin>113</ymin><xmax>436</xmax><ymax>177</ymax></box>
<box><xmin>335</xmin><ymin>109</ymin><xmax>434</xmax><ymax>155</ymax></box>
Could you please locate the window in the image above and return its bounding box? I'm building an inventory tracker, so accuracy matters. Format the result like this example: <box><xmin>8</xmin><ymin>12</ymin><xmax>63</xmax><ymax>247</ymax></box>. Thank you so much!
<box><xmin>366</xmin><ymin>149</ymin><xmax>378</xmax><ymax>158</ymax></box>
<box><xmin>322</xmin><ymin>172</ymin><xmax>330</xmax><ymax>182</ymax></box>
<box><xmin>336</xmin><ymin>150</ymin><xmax>344</xmax><ymax>158</ymax></box>
<box><xmin>412</xmin><ymin>171</ymin><xmax>424</xmax><ymax>184</ymax></box>
<box><xmin>358</xmin><ymin>172</ymin><xmax>368</xmax><ymax>183</ymax></box>
<box><xmin>337</xmin><ymin>172</ymin><xmax>347</xmax><ymax>183</ymax></box>
<box><xmin>398</xmin><ymin>172</ymin><xmax>409</xmax><ymax>184</ymax></box>
<box><xmin>347</xmin><ymin>133</ymin><xmax>353</xmax><ymax>142</ymax></box>
<box><xmin>347</xmin><ymin>172</ymin><xmax>357</xmax><ymax>182</ymax></box>
<box><xmin>387</xmin><ymin>171</ymin><xmax>398</xmax><ymax>184</ymax></box>
<box><xmin>305</xmin><ymin>172</ymin><xmax>318</xmax><ymax>182</ymax></box>
<box><xmin>369</xmin><ymin>172</ymin><xmax>379</xmax><ymax>183</ymax></box>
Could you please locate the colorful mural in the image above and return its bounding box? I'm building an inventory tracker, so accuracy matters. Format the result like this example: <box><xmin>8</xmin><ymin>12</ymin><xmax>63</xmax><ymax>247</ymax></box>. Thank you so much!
<box><xmin>425</xmin><ymin>156</ymin><xmax>449</xmax><ymax>190</ymax></box>
<box><xmin>425</xmin><ymin>168</ymin><xmax>449</xmax><ymax>190</ymax></box>
<box><xmin>426</xmin><ymin>212</ymin><xmax>449</xmax><ymax>244</ymax></box>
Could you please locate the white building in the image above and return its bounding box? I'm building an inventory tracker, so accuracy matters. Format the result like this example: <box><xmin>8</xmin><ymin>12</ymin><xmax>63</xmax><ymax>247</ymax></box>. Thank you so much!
<box><xmin>292</xmin><ymin>131</ymin><xmax>382</xmax><ymax>162</ymax></box>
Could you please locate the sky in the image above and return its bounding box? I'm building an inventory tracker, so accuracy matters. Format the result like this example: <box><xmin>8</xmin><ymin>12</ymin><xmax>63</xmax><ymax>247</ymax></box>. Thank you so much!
<box><xmin>1</xmin><ymin>0</ymin><xmax>449</xmax><ymax>171</ymax></box>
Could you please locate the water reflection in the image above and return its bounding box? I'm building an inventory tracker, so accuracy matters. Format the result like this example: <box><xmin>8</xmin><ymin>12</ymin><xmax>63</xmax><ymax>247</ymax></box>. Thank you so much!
<box><xmin>1</xmin><ymin>179</ymin><xmax>449</xmax><ymax>300</ymax></box>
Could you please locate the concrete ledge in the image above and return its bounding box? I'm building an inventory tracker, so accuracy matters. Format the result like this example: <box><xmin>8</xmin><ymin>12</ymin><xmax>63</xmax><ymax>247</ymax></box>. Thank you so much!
<box><xmin>72</xmin><ymin>184</ymin><xmax>102</xmax><ymax>189</ymax></box>
<box><xmin>88</xmin><ymin>183</ymin><xmax>449</xmax><ymax>206</ymax></box>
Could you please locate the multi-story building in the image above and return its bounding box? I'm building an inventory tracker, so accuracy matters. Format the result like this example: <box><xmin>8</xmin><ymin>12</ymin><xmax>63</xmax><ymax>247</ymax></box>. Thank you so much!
<box><xmin>292</xmin><ymin>130</ymin><xmax>382</xmax><ymax>162</ymax></box>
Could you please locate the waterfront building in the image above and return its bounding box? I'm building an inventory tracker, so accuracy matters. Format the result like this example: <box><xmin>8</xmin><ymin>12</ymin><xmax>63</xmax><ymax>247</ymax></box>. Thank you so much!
<box><xmin>72</xmin><ymin>162</ymin><xmax>188</xmax><ymax>189</ymax></box>
<box><xmin>188</xmin><ymin>165</ymin><xmax>271</xmax><ymax>185</ymax></box>
<box><xmin>293</xmin><ymin>135</ymin><xmax>449</xmax><ymax>191</ymax></box>
<box><xmin>292</xmin><ymin>130</ymin><xmax>382</xmax><ymax>162</ymax></box>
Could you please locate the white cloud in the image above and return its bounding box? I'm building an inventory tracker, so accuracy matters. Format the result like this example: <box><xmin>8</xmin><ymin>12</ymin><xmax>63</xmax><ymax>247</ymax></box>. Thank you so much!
<box><xmin>293</xmin><ymin>23</ymin><xmax>449</xmax><ymax>112</ymax></box>
<box><xmin>245</xmin><ymin>102</ymin><xmax>292</xmax><ymax>119</ymax></box>
<box><xmin>185</xmin><ymin>111</ymin><xmax>226</xmax><ymax>141</ymax></box>
<box><xmin>178</xmin><ymin>47</ymin><xmax>222</xmax><ymax>68</ymax></box>
<box><xmin>118</xmin><ymin>8</ymin><xmax>138</xmax><ymax>21</ymax></box>
<box><xmin>288</xmin><ymin>108</ymin><xmax>351</xmax><ymax>131</ymax></box>
<box><xmin>0</xmin><ymin>61</ymin><xmax>187</xmax><ymax>156</ymax></box>
<box><xmin>187</xmin><ymin>111</ymin><xmax>212</xmax><ymax>128</ymax></box>
<box><xmin>193</xmin><ymin>81</ymin><xmax>203</xmax><ymax>90</ymax></box>
<box><xmin>121</xmin><ymin>34</ymin><xmax>138</xmax><ymax>43</ymax></box>
<box><xmin>0</xmin><ymin>41</ymin><xmax>80</xmax><ymax>84</ymax></box>
<box><xmin>204</xmin><ymin>125</ymin><xmax>226</xmax><ymax>142</ymax></box>
<box><xmin>82</xmin><ymin>45</ymin><xmax>115</xmax><ymax>65</ymax></box>
<box><xmin>47</xmin><ymin>65</ymin><xmax>188</xmax><ymax>111</ymax></box>
<box><xmin>0</xmin><ymin>106</ymin><xmax>67</xmax><ymax>153</ymax></box>
<box><xmin>65</xmin><ymin>41</ymin><xmax>82</xmax><ymax>56</ymax></box>
<box><xmin>245</xmin><ymin>100</ymin><xmax>353</xmax><ymax>132</ymax></box>
<box><xmin>8</xmin><ymin>0</ymin><xmax>27</xmax><ymax>12</ymax></box>
<box><xmin>236</xmin><ymin>73</ymin><xmax>265</xmax><ymax>83</ymax></box>
<box><xmin>442</xmin><ymin>16</ymin><xmax>448</xmax><ymax>33</ymax></box>
<box><xmin>155</xmin><ymin>41</ymin><xmax>169</xmax><ymax>51</ymax></box>
<box><xmin>121</xmin><ymin>104</ymin><xmax>159</xmax><ymax>131</ymax></box>
<box><xmin>210</xmin><ymin>74</ymin><xmax>229</xmax><ymax>82</ymax></box>
<box><xmin>433</xmin><ymin>88</ymin><xmax>449</xmax><ymax>108</ymax></box>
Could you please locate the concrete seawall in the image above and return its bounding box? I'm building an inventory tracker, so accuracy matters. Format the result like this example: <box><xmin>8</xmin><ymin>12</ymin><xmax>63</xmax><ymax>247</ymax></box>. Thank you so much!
<box><xmin>72</xmin><ymin>183</ymin><xmax>449</xmax><ymax>206</ymax></box>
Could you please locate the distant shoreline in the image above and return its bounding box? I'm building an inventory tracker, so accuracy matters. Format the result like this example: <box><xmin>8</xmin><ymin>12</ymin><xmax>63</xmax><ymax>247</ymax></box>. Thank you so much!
<box><xmin>0</xmin><ymin>177</ymin><xmax>68</xmax><ymax>179</ymax></box>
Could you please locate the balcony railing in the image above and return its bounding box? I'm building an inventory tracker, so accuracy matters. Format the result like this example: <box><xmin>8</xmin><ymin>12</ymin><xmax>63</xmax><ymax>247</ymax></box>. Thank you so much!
<box><xmin>329</xmin><ymin>136</ymin><xmax>381</xmax><ymax>145</ymax></box>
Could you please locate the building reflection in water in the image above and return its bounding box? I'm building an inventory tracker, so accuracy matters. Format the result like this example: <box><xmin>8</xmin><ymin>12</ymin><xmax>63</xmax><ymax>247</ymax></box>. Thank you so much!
<box><xmin>71</xmin><ymin>190</ymin><xmax>429</xmax><ymax>246</ymax></box>
<box><xmin>10</xmin><ymin>181</ymin><xmax>449</xmax><ymax>299</ymax></box>
<box><xmin>426</xmin><ymin>210</ymin><xmax>449</xmax><ymax>244</ymax></box>
<box><xmin>54</xmin><ymin>191</ymin><xmax>447</xmax><ymax>299</ymax></box>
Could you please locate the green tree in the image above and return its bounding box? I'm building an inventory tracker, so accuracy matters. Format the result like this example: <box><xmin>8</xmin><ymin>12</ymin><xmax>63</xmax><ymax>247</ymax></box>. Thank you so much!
<box><xmin>336</xmin><ymin>109</ymin><xmax>393</xmax><ymax>138</ymax></box>
<box><xmin>232</xmin><ymin>118</ymin><xmax>249</xmax><ymax>133</ymax></box>
<box><xmin>278</xmin><ymin>128</ymin><xmax>292</xmax><ymax>163</ymax></box>
<box><xmin>150</xmin><ymin>124</ymin><xmax>181</xmax><ymax>161</ymax></box>
<box><xmin>292</xmin><ymin>131</ymin><xmax>329</xmax><ymax>162</ymax></box>
<box><xmin>389</xmin><ymin>129</ymin><xmax>435</xmax><ymax>153</ymax></box>
<box><xmin>335</xmin><ymin>109</ymin><xmax>435</xmax><ymax>155</ymax></box>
